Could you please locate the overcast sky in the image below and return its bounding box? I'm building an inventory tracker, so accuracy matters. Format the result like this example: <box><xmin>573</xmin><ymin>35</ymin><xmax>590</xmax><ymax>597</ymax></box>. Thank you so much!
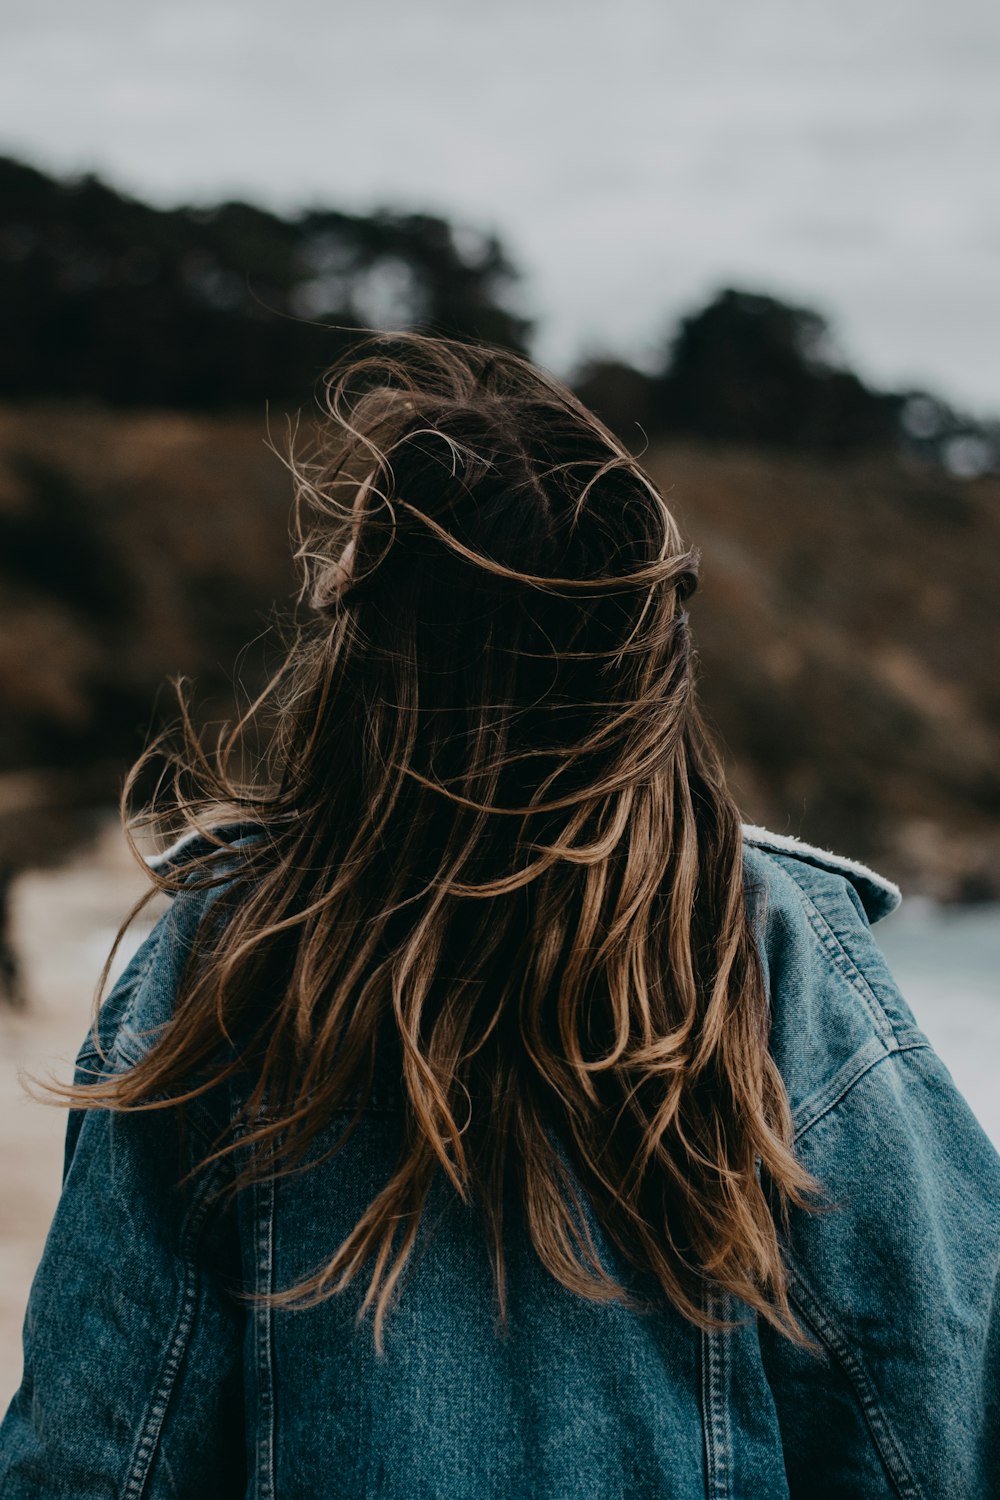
<box><xmin>4</xmin><ymin>0</ymin><xmax>999</xmax><ymax>411</ymax></box>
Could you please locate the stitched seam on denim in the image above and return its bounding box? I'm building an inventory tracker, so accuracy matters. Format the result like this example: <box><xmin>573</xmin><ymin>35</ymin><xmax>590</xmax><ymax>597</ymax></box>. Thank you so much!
<box><xmin>109</xmin><ymin>910</ymin><xmax>188</xmax><ymax>1069</ymax></box>
<box><xmin>792</xmin><ymin>1036</ymin><xmax>888</xmax><ymax>1138</ymax></box>
<box><xmin>763</xmin><ymin>852</ymin><xmax>892</xmax><ymax>1033</ymax></box>
<box><xmin>700</xmin><ymin>1289</ymin><xmax>732</xmax><ymax>1500</ymax></box>
<box><xmin>77</xmin><ymin>920</ymin><xmax>173</xmax><ymax>1078</ymax></box>
<box><xmin>109</xmin><ymin>935</ymin><xmax>223</xmax><ymax>1145</ymax></box>
<box><xmin>253</xmin><ymin>1173</ymin><xmax>277</xmax><ymax>1500</ymax></box>
<box><xmin>234</xmin><ymin>1088</ymin><xmax>404</xmax><ymax>1125</ymax></box>
<box><xmin>767</xmin><ymin>858</ymin><xmax>899</xmax><ymax>1044</ymax></box>
<box><xmin>793</xmin><ymin>1041</ymin><xmax>931</xmax><ymax>1144</ymax></box>
<box><xmin>119</xmin><ymin>1161</ymin><xmax>226</xmax><ymax>1499</ymax></box>
<box><xmin>114</xmin><ymin>1032</ymin><xmax>162</xmax><ymax>1069</ymax></box>
<box><xmin>892</xmin><ymin>1027</ymin><xmax>926</xmax><ymax>1050</ymax></box>
<box><xmin>796</xmin><ymin>891</ymin><xmax>898</xmax><ymax>1047</ymax></box>
<box><xmin>789</xmin><ymin>1266</ymin><xmax>925</xmax><ymax>1500</ymax></box>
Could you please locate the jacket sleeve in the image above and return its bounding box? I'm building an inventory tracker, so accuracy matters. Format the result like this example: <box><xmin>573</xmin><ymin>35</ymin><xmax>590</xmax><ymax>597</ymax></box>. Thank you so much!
<box><xmin>0</xmin><ymin>901</ymin><xmax>248</xmax><ymax>1499</ymax></box>
<box><xmin>758</xmin><ymin>871</ymin><xmax>1000</xmax><ymax>1499</ymax></box>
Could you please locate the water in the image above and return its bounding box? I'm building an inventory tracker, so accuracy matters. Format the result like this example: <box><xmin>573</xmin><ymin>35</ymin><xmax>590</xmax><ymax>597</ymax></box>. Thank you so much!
<box><xmin>874</xmin><ymin>898</ymin><xmax>1000</xmax><ymax>1145</ymax></box>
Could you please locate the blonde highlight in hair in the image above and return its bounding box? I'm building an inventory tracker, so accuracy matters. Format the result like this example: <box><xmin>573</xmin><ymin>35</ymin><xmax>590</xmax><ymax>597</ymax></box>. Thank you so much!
<box><xmin>59</xmin><ymin>331</ymin><xmax>815</xmax><ymax>1351</ymax></box>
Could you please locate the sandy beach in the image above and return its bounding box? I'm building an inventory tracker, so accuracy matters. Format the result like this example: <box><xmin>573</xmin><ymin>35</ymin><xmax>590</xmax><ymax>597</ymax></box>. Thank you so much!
<box><xmin>0</xmin><ymin>815</ymin><xmax>166</xmax><ymax>1410</ymax></box>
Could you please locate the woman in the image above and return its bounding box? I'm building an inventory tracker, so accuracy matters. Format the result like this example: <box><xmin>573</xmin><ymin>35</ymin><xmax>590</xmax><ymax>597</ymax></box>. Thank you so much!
<box><xmin>1</xmin><ymin>335</ymin><xmax>998</xmax><ymax>1498</ymax></box>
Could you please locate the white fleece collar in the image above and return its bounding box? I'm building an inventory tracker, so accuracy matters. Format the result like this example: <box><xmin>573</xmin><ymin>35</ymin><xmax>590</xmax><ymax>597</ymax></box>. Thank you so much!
<box><xmin>741</xmin><ymin>823</ymin><xmax>902</xmax><ymax>923</ymax></box>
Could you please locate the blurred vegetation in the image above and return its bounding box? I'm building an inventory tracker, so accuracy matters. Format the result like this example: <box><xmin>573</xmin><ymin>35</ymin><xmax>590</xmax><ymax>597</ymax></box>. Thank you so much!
<box><xmin>576</xmin><ymin>290</ymin><xmax>901</xmax><ymax>452</ymax></box>
<box><xmin>1</xmin><ymin>155</ymin><xmax>999</xmax><ymax>900</ymax></box>
<box><xmin>2</xmin><ymin>155</ymin><xmax>997</xmax><ymax>472</ymax></box>
<box><xmin>0</xmin><ymin>156</ymin><xmax>531</xmax><ymax>407</ymax></box>
<box><xmin>574</xmin><ymin>290</ymin><xmax>1000</xmax><ymax>475</ymax></box>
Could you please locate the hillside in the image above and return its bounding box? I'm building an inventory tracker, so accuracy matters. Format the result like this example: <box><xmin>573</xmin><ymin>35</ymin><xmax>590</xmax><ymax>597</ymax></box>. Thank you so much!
<box><xmin>1</xmin><ymin>402</ymin><xmax>998</xmax><ymax>899</ymax></box>
<box><xmin>652</xmin><ymin>445</ymin><xmax>1000</xmax><ymax>898</ymax></box>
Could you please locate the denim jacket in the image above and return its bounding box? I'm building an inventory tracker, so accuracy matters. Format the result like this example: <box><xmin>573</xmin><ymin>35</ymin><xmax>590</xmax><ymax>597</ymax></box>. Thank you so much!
<box><xmin>2</xmin><ymin>824</ymin><xmax>999</xmax><ymax>1499</ymax></box>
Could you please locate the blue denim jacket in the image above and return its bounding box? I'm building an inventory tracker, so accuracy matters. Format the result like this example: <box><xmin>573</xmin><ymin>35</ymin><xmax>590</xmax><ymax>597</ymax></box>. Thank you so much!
<box><xmin>2</xmin><ymin>824</ymin><xmax>999</xmax><ymax>1498</ymax></box>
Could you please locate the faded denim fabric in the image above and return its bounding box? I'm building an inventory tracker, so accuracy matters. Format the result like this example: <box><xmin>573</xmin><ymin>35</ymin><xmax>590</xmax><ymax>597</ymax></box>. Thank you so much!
<box><xmin>1</xmin><ymin>824</ymin><xmax>999</xmax><ymax>1498</ymax></box>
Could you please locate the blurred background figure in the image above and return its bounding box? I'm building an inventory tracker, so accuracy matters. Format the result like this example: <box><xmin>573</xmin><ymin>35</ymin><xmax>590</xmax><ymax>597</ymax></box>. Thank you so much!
<box><xmin>0</xmin><ymin>867</ymin><xmax>23</xmax><ymax>1010</ymax></box>
<box><xmin>0</xmin><ymin>0</ymin><xmax>998</xmax><ymax>1406</ymax></box>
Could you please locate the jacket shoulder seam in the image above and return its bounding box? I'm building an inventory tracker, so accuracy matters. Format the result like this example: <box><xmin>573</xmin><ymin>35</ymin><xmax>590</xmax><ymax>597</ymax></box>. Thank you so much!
<box><xmin>793</xmin><ymin>1037</ymin><xmax>931</xmax><ymax>1141</ymax></box>
<box><xmin>73</xmin><ymin>918</ymin><xmax>173</xmax><ymax>1076</ymax></box>
<box><xmin>795</xmin><ymin>884</ymin><xmax>900</xmax><ymax>1048</ymax></box>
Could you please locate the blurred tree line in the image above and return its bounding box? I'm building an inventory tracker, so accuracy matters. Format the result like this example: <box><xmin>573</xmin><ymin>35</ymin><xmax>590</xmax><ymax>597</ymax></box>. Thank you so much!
<box><xmin>0</xmin><ymin>156</ymin><xmax>530</xmax><ymax>407</ymax></box>
<box><xmin>574</xmin><ymin>294</ymin><xmax>999</xmax><ymax>474</ymax></box>
<box><xmin>0</xmin><ymin>153</ymin><xmax>996</xmax><ymax>467</ymax></box>
<box><xmin>575</xmin><ymin>292</ymin><xmax>902</xmax><ymax>453</ymax></box>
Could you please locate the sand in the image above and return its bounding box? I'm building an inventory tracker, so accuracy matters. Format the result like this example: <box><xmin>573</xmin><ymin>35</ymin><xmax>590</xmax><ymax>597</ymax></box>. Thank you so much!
<box><xmin>0</xmin><ymin>814</ymin><xmax>165</xmax><ymax>1410</ymax></box>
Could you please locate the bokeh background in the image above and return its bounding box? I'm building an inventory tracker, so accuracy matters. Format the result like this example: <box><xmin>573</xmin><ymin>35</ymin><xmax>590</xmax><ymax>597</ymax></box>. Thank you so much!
<box><xmin>1</xmin><ymin>0</ymin><xmax>999</xmax><ymax>1404</ymax></box>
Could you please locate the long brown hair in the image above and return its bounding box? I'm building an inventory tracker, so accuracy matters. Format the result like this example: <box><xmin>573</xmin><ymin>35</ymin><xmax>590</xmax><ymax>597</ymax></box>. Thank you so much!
<box><xmin>63</xmin><ymin>332</ymin><xmax>814</xmax><ymax>1349</ymax></box>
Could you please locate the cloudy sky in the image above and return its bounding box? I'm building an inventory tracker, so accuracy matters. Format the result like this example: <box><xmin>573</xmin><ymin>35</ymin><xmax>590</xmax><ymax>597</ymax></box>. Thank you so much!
<box><xmin>3</xmin><ymin>0</ymin><xmax>999</xmax><ymax>410</ymax></box>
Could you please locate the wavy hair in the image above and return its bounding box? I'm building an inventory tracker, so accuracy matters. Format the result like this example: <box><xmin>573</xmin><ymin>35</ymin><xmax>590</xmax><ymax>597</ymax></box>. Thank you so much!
<box><xmin>62</xmin><ymin>332</ymin><xmax>814</xmax><ymax>1349</ymax></box>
